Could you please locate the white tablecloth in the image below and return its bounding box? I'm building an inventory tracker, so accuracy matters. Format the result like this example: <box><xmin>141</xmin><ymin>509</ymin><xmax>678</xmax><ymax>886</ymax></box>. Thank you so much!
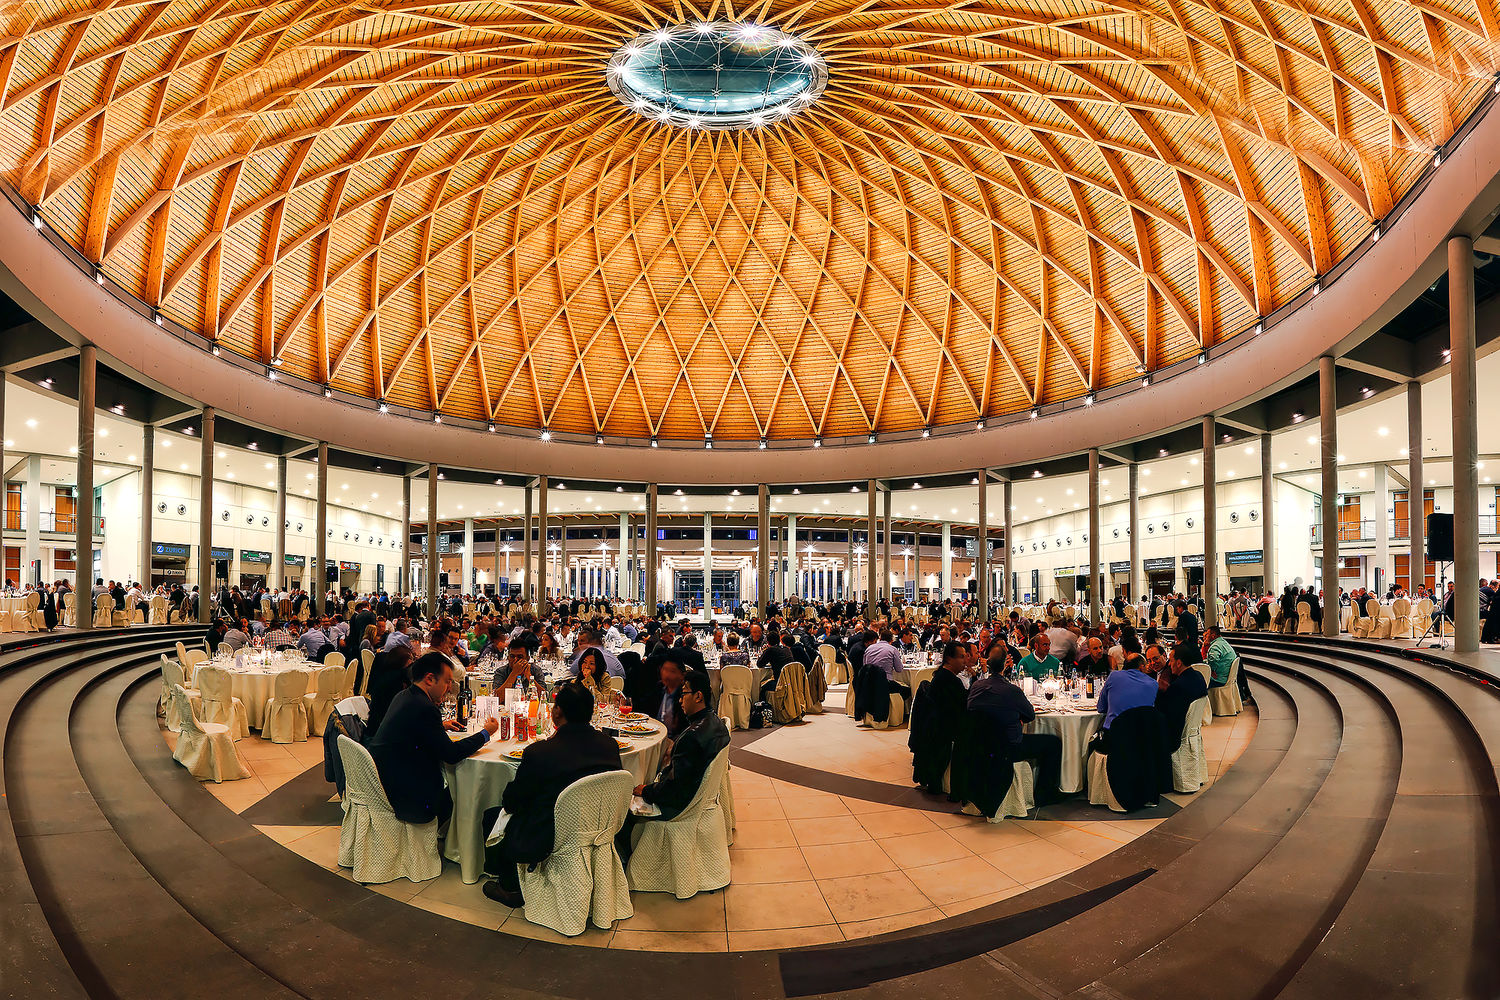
<box><xmin>194</xmin><ymin>654</ymin><xmax>316</xmax><ymax>729</ymax></box>
<box><xmin>1026</xmin><ymin>704</ymin><xmax>1102</xmax><ymax>794</ymax></box>
<box><xmin>0</xmin><ymin>595</ymin><xmax>29</xmax><ymax>629</ymax></box>
<box><xmin>443</xmin><ymin>717</ymin><xmax>669</xmax><ymax>884</ymax></box>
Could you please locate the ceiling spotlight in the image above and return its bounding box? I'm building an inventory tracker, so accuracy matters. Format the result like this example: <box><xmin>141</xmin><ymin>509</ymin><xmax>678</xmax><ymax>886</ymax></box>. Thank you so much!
<box><xmin>1291</xmin><ymin>410</ymin><xmax>1305</xmax><ymax>422</ymax></box>
<box><xmin>1253</xmin><ymin>322</ymin><xmax>1263</xmax><ymax>335</ymax></box>
<box><xmin>1141</xmin><ymin>375</ymin><xmax>1152</xmax><ymax>387</ymax></box>
<box><xmin>850</xmin><ymin>485</ymin><xmax>859</xmax><ymax>493</ymax></box>
<box><xmin>432</xmin><ymin>411</ymin><xmax>442</xmax><ymax>424</ymax></box>
<box><xmin>595</xmin><ymin>433</ymin><xmax>604</xmax><ymax>445</ymax></box>
<box><xmin>615</xmin><ymin>485</ymin><xmax>624</xmax><ymax>492</ymax></box>
<box><xmin>921</xmin><ymin>426</ymin><xmax>931</xmax><ymax>438</ymax></box>
<box><xmin>792</xmin><ymin>488</ymin><xmax>801</xmax><ymax>495</ymax></box>
<box><xmin>695</xmin><ymin>20</ymin><xmax>713</xmax><ymax>32</ymax></box>
<box><xmin>1133</xmin><ymin>362</ymin><xmax>1147</xmax><ymax>373</ymax></box>
<box><xmin>210</xmin><ymin>341</ymin><xmax>221</xmax><ymax>356</ymax></box>
<box><xmin>975</xmin><ymin>419</ymin><xmax>985</xmax><ymax>430</ymax></box>
<box><xmin>1159</xmin><ymin>448</ymin><xmax>1168</xmax><ymax>456</ymax></box>
<box><xmin>322</xmin><ymin>384</ymin><xmax>333</xmax><ymax>398</ymax></box>
<box><xmin>1084</xmin><ymin>393</ymin><xmax>1095</xmax><ymax>406</ymax></box>
<box><xmin>486</xmin><ymin>420</ymin><xmax>496</xmax><ymax>433</ymax></box>
<box><xmin>1029</xmin><ymin>408</ymin><xmax>1039</xmax><ymax>419</ymax></box>
<box><xmin>813</xmin><ymin>437</ymin><xmax>822</xmax><ymax>448</ymax></box>
<box><xmin>94</xmin><ymin>268</ymin><xmax>104</xmax><ymax>285</ymax></box>
<box><xmin>540</xmin><ymin>428</ymin><xmax>551</xmax><ymax>442</ymax></box>
<box><xmin>650</xmin><ymin>436</ymin><xmax>658</xmax><ymax>448</ymax></box>
<box><xmin>1371</xmin><ymin>225</ymin><xmax>1381</xmax><ymax>242</ymax></box>
<box><xmin>1434</xmin><ymin>147</ymin><xmax>1443</xmax><ymax>166</ymax></box>
<box><xmin>867</xmin><ymin>433</ymin><xmax>876</xmax><ymax>444</ymax></box>
<box><xmin>1196</xmin><ymin>351</ymin><xmax>1207</xmax><ymax>365</ymax></box>
<box><xmin>1360</xmin><ymin>385</ymin><xmax>1373</xmax><ymax>397</ymax></box>
<box><xmin>758</xmin><ymin>438</ymin><xmax>767</xmax><ymax>450</ymax></box>
<box><xmin>266</xmin><ymin>366</ymin><xmax>278</xmax><ymax>381</ymax></box>
<box><xmin>247</xmin><ymin>441</ymin><xmax>258</xmax><ymax>450</ymax></box>
<box><xmin>153</xmin><ymin>311</ymin><xmax>163</xmax><ymax>327</ymax></box>
<box><xmin>1312</xmin><ymin>281</ymin><xmax>1321</xmax><ymax>296</ymax></box>
<box><xmin>377</xmin><ymin>399</ymin><xmax>389</xmax><ymax>413</ymax></box>
<box><xmin>1032</xmin><ymin>469</ymin><xmax>1043</xmax><ymax>478</ymax></box>
<box><xmin>912</xmin><ymin>482</ymin><xmax>922</xmax><ymax>490</ymax></box>
<box><xmin>30</xmin><ymin>210</ymin><xmax>42</xmax><ymax>228</ymax></box>
<box><xmin>704</xmin><ymin>437</ymin><xmax>713</xmax><ymax>450</ymax></box>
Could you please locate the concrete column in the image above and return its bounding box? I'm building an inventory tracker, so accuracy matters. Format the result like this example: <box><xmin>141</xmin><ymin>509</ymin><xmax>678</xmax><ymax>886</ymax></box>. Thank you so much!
<box><xmin>756</xmin><ymin>485</ymin><xmax>769</xmax><ymax>617</ymax></box>
<box><xmin>139</xmin><ymin>426</ymin><xmax>154</xmax><ymax>587</ymax></box>
<box><xmin>978</xmin><ymin>470</ymin><xmax>989</xmax><ymax>618</ymax></box>
<box><xmin>703</xmin><ymin>511</ymin><xmax>712</xmax><ymax>611</ymax></box>
<box><xmin>425</xmin><ymin>463</ymin><xmax>438</xmax><ymax>615</ymax></box>
<box><xmin>1003</xmin><ymin>479</ymin><xmax>1013</xmax><ymax>605</ymax></box>
<box><xmin>462</xmin><ymin>516</ymin><xmax>474</xmax><ymax>596</ymax></box>
<box><xmin>1203</xmin><ymin>416</ymin><xmax>1217</xmax><ymax>614</ymax></box>
<box><xmin>24</xmin><ymin>454</ymin><xmax>40</xmax><ymax>584</ymax></box>
<box><xmin>644</xmin><ymin>482</ymin><xmax>656</xmax><ymax>612</ymax></box>
<box><xmin>867</xmin><ymin>479</ymin><xmax>878</xmax><ymax>607</ymax></box>
<box><xmin>75</xmin><ymin>345</ymin><xmax>96</xmax><ymax>625</ymax></box>
<box><xmin>882</xmin><ymin>487</ymin><xmax>892</xmax><ymax>601</ymax></box>
<box><xmin>787</xmin><ymin>514</ymin><xmax>798</xmax><ymax>598</ymax></box>
<box><xmin>1408</xmin><ymin>382</ymin><xmax>1423</xmax><ymax>596</ymax></box>
<box><xmin>559</xmin><ymin>515</ymin><xmax>568</xmax><ymax>598</ymax></box>
<box><xmin>1319</xmin><ymin>355</ymin><xmax>1339</xmax><ymax>638</ymax></box>
<box><xmin>537</xmin><ymin>476</ymin><xmax>549</xmax><ymax>613</ymax></box>
<box><xmin>314</xmin><ymin>440</ymin><xmax>327</xmax><ymax>617</ymax></box>
<box><xmin>493</xmin><ymin>518</ymin><xmax>503</xmax><ymax>600</ymax></box>
<box><xmin>522</xmin><ymin>484</ymin><xmax>533</xmax><ymax>603</ymax></box>
<box><xmin>941</xmin><ymin>521</ymin><xmax>952</xmax><ymax>601</ymax></box>
<box><xmin>1129</xmin><ymin>463</ymin><xmax>1141</xmax><ymax>602</ymax></box>
<box><xmin>198</xmin><ymin>407</ymin><xmax>215</xmax><ymax>623</ymax></box>
<box><xmin>618</xmin><ymin>513</ymin><xmax>628</xmax><ymax>598</ymax></box>
<box><xmin>1261</xmin><ymin>434</ymin><xmax>1275</xmax><ymax>595</ymax></box>
<box><xmin>399</xmin><ymin>476</ymin><xmax>411</xmax><ymax>596</ymax></box>
<box><xmin>1088</xmin><ymin>448</ymin><xmax>1101</xmax><ymax>625</ymax></box>
<box><xmin>1373</xmin><ymin>464</ymin><xmax>1391</xmax><ymax>593</ymax></box>
<box><xmin>272</xmin><ymin>454</ymin><xmax>286</xmax><ymax>590</ymax></box>
<box><xmin>1450</xmin><ymin>234</ymin><xmax>1480</xmax><ymax>651</ymax></box>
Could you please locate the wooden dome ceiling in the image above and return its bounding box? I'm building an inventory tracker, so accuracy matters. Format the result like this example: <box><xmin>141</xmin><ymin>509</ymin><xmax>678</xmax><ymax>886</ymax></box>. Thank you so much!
<box><xmin>1</xmin><ymin>0</ymin><xmax>1494</xmax><ymax>443</ymax></box>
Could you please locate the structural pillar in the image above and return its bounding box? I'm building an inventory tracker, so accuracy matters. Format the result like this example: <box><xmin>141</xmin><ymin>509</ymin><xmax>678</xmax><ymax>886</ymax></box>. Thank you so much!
<box><xmin>1129</xmin><ymin>463</ymin><xmax>1141</xmax><ymax>603</ymax></box>
<box><xmin>845</xmin><ymin>525</ymin><xmax>854</xmax><ymax>602</ymax></box>
<box><xmin>644</xmin><ymin>483</ymin><xmax>656</xmax><ymax>612</ymax></box>
<box><xmin>1450</xmin><ymin>234</ymin><xmax>1480</xmax><ymax>651</ymax></box>
<box><xmin>882</xmin><ymin>487</ymin><xmax>893</xmax><ymax>601</ymax></box>
<box><xmin>1408</xmin><ymin>382</ymin><xmax>1424</xmax><ymax>596</ymax></box>
<box><xmin>703</xmin><ymin>511</ymin><xmax>713</xmax><ymax>611</ymax></box>
<box><xmin>619</xmin><ymin>514</ymin><xmax>629</xmax><ymax>599</ymax></box>
<box><xmin>867</xmin><ymin>479</ymin><xmax>878</xmax><ymax>608</ymax></box>
<box><xmin>522</xmin><ymin>484</ymin><xmax>533</xmax><ymax>603</ymax></box>
<box><xmin>75</xmin><ymin>346</ymin><xmax>96</xmax><ymax>626</ymax></box>
<box><xmin>198</xmin><ymin>407</ymin><xmax>215</xmax><ymax>623</ymax></box>
<box><xmin>425</xmin><ymin>463</ymin><xmax>438</xmax><ymax>615</ymax></box>
<box><xmin>1260</xmin><ymin>434</ymin><xmax>1275</xmax><ymax>595</ymax></box>
<box><xmin>1088</xmin><ymin>448</ymin><xmax>1101</xmax><ymax>625</ymax></box>
<box><xmin>400</xmin><ymin>474</ymin><xmax>412</xmax><ymax>596</ymax></box>
<box><xmin>787</xmin><ymin>514</ymin><xmax>798</xmax><ymax>598</ymax></box>
<box><xmin>1202</xmin><ymin>416</ymin><xmax>1217</xmax><ymax>617</ymax></box>
<box><xmin>559</xmin><ymin>515</ymin><xmax>568</xmax><ymax>598</ymax></box>
<box><xmin>977</xmin><ymin>471</ymin><xmax>990</xmax><ymax>619</ymax></box>
<box><xmin>1319</xmin><ymin>355</ymin><xmax>1339</xmax><ymax>638</ymax></box>
<box><xmin>1003</xmin><ymin>479</ymin><xmax>1013</xmax><ymax>604</ymax></box>
<box><xmin>493</xmin><ymin>518</ymin><xmax>503</xmax><ymax>600</ymax></box>
<box><xmin>272</xmin><ymin>454</ymin><xmax>286</xmax><ymax>591</ymax></box>
<box><xmin>314</xmin><ymin>440</ymin><xmax>327</xmax><ymax>617</ymax></box>
<box><xmin>756</xmin><ymin>484</ymin><xmax>769</xmax><ymax>618</ymax></box>
<box><xmin>23</xmin><ymin>455</ymin><xmax>40</xmax><ymax>584</ymax></box>
<box><xmin>1373</xmin><ymin>464</ymin><xmax>1391</xmax><ymax>594</ymax></box>
<box><xmin>536</xmin><ymin>476</ymin><xmax>549</xmax><ymax>613</ymax></box>
<box><xmin>941</xmin><ymin>522</ymin><xmax>951</xmax><ymax>601</ymax></box>
<box><xmin>139</xmin><ymin>426</ymin><xmax>154</xmax><ymax>587</ymax></box>
<box><xmin>462</xmin><ymin>517</ymin><xmax>475</xmax><ymax>596</ymax></box>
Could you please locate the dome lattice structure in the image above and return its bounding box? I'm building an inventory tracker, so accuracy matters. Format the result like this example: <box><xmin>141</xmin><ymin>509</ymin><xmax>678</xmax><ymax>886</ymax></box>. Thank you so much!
<box><xmin>1</xmin><ymin>0</ymin><xmax>1494</xmax><ymax>441</ymax></box>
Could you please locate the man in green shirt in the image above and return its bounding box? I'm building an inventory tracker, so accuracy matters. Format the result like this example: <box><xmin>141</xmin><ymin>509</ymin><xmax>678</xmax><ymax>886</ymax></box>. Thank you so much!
<box><xmin>1018</xmin><ymin>632</ymin><xmax>1062</xmax><ymax>680</ymax></box>
<box><xmin>1203</xmin><ymin>625</ymin><xmax>1236</xmax><ymax>687</ymax></box>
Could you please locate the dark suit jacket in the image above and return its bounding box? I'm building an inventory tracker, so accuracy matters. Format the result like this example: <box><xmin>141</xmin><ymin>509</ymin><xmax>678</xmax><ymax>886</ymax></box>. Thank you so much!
<box><xmin>1155</xmin><ymin>668</ymin><xmax>1207</xmax><ymax>752</ymax></box>
<box><xmin>640</xmin><ymin>708</ymin><xmax>729</xmax><ymax>820</ymax></box>
<box><xmin>367</xmin><ymin>685</ymin><xmax>487</xmax><ymax>823</ymax></box>
<box><xmin>491</xmin><ymin>724</ymin><xmax>623</xmax><ymax>865</ymax></box>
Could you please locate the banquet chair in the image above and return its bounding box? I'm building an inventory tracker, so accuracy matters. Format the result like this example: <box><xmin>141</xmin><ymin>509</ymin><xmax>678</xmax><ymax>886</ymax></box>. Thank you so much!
<box><xmin>262</xmin><ymin>668</ymin><xmax>311</xmax><ymax>743</ymax></box>
<box><xmin>1411</xmin><ymin>599</ymin><xmax>1433</xmax><ymax>637</ymax></box>
<box><xmin>1189</xmin><ymin>663</ymin><xmax>1214</xmax><ymax>729</ymax></box>
<box><xmin>150</xmin><ymin>594</ymin><xmax>168</xmax><ymax>624</ymax></box>
<box><xmin>324</xmin><ymin>651</ymin><xmax>346</xmax><ymax>668</ymax></box>
<box><xmin>1296</xmin><ymin>601</ymin><xmax>1315</xmax><ymax>634</ymax></box>
<box><xmin>170</xmin><ymin>684</ymin><xmax>249</xmax><ymax>783</ymax></box>
<box><xmin>819</xmin><ymin>643</ymin><xmax>845</xmax><ymax>685</ymax></box>
<box><xmin>158</xmin><ymin>655</ymin><xmax>203</xmax><ymax>732</ymax></box>
<box><xmin>93</xmin><ymin>593</ymin><xmax>114</xmax><ymax>628</ymax></box>
<box><xmin>182</xmin><ymin>648</ymin><xmax>208</xmax><ymax>671</ymax></box>
<box><xmin>197</xmin><ymin>663</ymin><xmax>249</xmax><ymax>739</ymax></box>
<box><xmin>1087</xmin><ymin>751</ymin><xmax>1126</xmax><ymax>812</ymax></box>
<box><xmin>953</xmin><ymin>760</ymin><xmax>1035</xmax><ymax>822</ymax></box>
<box><xmin>305</xmin><ymin>665</ymin><xmax>346</xmax><ymax>737</ymax></box>
<box><xmin>1208</xmin><ymin>659</ymin><xmax>1243</xmax><ymax>717</ymax></box>
<box><xmin>1371</xmin><ymin>604</ymin><xmax>1394</xmax><ymax>640</ymax></box>
<box><xmin>1170</xmin><ymin>696</ymin><xmax>1210</xmax><ymax>792</ymax></box>
<box><xmin>770</xmin><ymin>662</ymin><xmax>810</xmax><ymax>724</ymax></box>
<box><xmin>359</xmin><ymin>649</ymin><xmax>375</xmax><ymax>696</ymax></box>
<box><xmin>626</xmin><ymin>747</ymin><xmax>731</xmax><ymax>899</ymax></box>
<box><xmin>514</xmin><ymin>769</ymin><xmax>635</xmax><ymax>936</ymax></box>
<box><xmin>335</xmin><ymin>735</ymin><xmax>441</xmax><ymax>884</ymax></box>
<box><xmin>719</xmin><ymin>760</ymin><xmax>736</xmax><ymax>845</ymax></box>
<box><xmin>628</xmin><ymin>642</ymin><xmax>646</xmax><ymax>656</ymax></box>
<box><xmin>1390</xmin><ymin>598</ymin><xmax>1413</xmax><ymax>639</ymax></box>
<box><xmin>718</xmin><ymin>665</ymin><xmax>754</xmax><ymax>731</ymax></box>
<box><xmin>1351</xmin><ymin>604</ymin><xmax>1375</xmax><ymax>638</ymax></box>
<box><xmin>15</xmin><ymin>592</ymin><xmax>42</xmax><ymax>632</ymax></box>
<box><xmin>62</xmin><ymin>591</ymin><xmax>75</xmax><ymax>626</ymax></box>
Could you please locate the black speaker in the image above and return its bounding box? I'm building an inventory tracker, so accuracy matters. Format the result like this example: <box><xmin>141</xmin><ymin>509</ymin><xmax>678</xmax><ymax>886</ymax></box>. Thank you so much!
<box><xmin>439</xmin><ymin>572</ymin><xmax>450</xmax><ymax>588</ymax></box>
<box><xmin>967</xmin><ymin>579</ymin><xmax>978</xmax><ymax>594</ymax></box>
<box><xmin>1426</xmin><ymin>513</ymin><xmax>1454</xmax><ymax>562</ymax></box>
<box><xmin>326</xmin><ymin>565</ymin><xmax>338</xmax><ymax>583</ymax></box>
<box><xmin>215</xmin><ymin>559</ymin><xmax>228</xmax><ymax>578</ymax></box>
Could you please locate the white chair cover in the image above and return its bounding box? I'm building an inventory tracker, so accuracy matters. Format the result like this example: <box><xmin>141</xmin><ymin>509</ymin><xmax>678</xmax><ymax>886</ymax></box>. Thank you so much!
<box><xmin>324</xmin><ymin>651</ymin><xmax>346</xmax><ymax>668</ymax></box>
<box><xmin>1390</xmin><ymin>598</ymin><xmax>1413</xmax><ymax>639</ymax></box>
<box><xmin>359</xmin><ymin>649</ymin><xmax>375</xmax><ymax>696</ymax></box>
<box><xmin>719</xmin><ymin>665</ymin><xmax>754</xmax><ymax>731</ymax></box>
<box><xmin>515</xmin><ymin>770</ymin><xmax>635</xmax><ymax>936</ymax></box>
<box><xmin>197</xmin><ymin>663</ymin><xmax>249</xmax><ymax>739</ymax></box>
<box><xmin>958</xmin><ymin>761</ymin><xmax>1035</xmax><ymax>821</ymax></box>
<box><xmin>1208</xmin><ymin>658</ymin><xmax>1243</xmax><ymax>717</ymax></box>
<box><xmin>304</xmin><ymin>665</ymin><xmax>345</xmax><ymax>737</ymax></box>
<box><xmin>1352</xmin><ymin>606</ymin><xmax>1375</xmax><ymax>638</ymax></box>
<box><xmin>627</xmin><ymin>747</ymin><xmax>731</xmax><ymax>899</ymax></box>
<box><xmin>158</xmin><ymin>655</ymin><xmax>203</xmax><ymax>731</ymax></box>
<box><xmin>819</xmin><ymin>644</ymin><xmax>846</xmax><ymax>685</ymax></box>
<box><xmin>93</xmin><ymin>592</ymin><xmax>113</xmax><ymax>628</ymax></box>
<box><xmin>62</xmin><ymin>591</ymin><xmax>76</xmax><ymax>626</ymax></box>
<box><xmin>863</xmin><ymin>692</ymin><xmax>906</xmax><ymax>730</ymax></box>
<box><xmin>1087</xmin><ymin>750</ymin><xmax>1126</xmax><ymax>812</ymax></box>
<box><xmin>1296</xmin><ymin>601</ymin><xmax>1314</xmax><ymax>634</ymax></box>
<box><xmin>1170</xmin><ymin>696</ymin><xmax>1210</xmax><ymax>792</ymax></box>
<box><xmin>1371</xmin><ymin>604</ymin><xmax>1394</xmax><ymax>639</ymax></box>
<box><xmin>170</xmin><ymin>684</ymin><xmax>249</xmax><ymax>782</ymax></box>
<box><xmin>719</xmin><ymin>758</ymin><xmax>736</xmax><ymax>846</ymax></box>
<box><xmin>262</xmin><ymin>668</ymin><xmax>311</xmax><ymax>743</ymax></box>
<box><xmin>150</xmin><ymin>594</ymin><xmax>169</xmax><ymax>624</ymax></box>
<box><xmin>335</xmin><ymin>735</ymin><xmax>441</xmax><ymax>884</ymax></box>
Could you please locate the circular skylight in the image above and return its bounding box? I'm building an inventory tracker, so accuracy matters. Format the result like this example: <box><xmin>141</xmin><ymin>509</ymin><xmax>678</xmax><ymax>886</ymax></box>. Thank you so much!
<box><xmin>608</xmin><ymin>22</ymin><xmax>828</xmax><ymax>130</ymax></box>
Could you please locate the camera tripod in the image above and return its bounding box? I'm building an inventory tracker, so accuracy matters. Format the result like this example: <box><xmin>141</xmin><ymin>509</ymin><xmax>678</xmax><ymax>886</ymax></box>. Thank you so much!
<box><xmin>1412</xmin><ymin>560</ymin><xmax>1452</xmax><ymax>651</ymax></box>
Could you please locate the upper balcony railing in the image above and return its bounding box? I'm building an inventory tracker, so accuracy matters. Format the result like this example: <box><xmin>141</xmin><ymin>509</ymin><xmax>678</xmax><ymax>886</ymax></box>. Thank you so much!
<box><xmin>1313</xmin><ymin>516</ymin><xmax>1497</xmax><ymax>545</ymax></box>
<box><xmin>1</xmin><ymin>510</ymin><xmax>105</xmax><ymax>533</ymax></box>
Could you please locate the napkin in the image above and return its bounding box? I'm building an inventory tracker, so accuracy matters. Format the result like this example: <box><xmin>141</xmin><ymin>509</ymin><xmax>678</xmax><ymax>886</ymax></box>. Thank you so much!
<box><xmin>629</xmin><ymin>796</ymin><xmax>661</xmax><ymax>817</ymax></box>
<box><xmin>485</xmin><ymin>808</ymin><xmax>512</xmax><ymax>846</ymax></box>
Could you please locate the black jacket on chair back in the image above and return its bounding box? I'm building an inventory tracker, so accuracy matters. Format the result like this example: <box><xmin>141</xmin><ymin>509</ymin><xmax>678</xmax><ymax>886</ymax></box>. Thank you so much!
<box><xmin>1103</xmin><ymin>705</ymin><xmax>1172</xmax><ymax>811</ymax></box>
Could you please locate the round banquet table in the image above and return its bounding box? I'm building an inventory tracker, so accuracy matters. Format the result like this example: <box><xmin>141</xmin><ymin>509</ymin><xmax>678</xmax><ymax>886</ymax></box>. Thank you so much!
<box><xmin>0</xmin><ymin>595</ymin><xmax>29</xmax><ymax>629</ymax></box>
<box><xmin>193</xmin><ymin>654</ymin><xmax>316</xmax><ymax>730</ymax></box>
<box><xmin>1025</xmin><ymin>701</ymin><xmax>1103</xmax><ymax>794</ymax></box>
<box><xmin>443</xmin><ymin>716</ymin><xmax>669</xmax><ymax>884</ymax></box>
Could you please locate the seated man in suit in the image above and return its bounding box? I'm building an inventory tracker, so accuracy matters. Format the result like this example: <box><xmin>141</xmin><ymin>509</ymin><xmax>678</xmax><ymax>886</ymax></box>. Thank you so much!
<box><xmin>967</xmin><ymin>650</ymin><xmax>1064</xmax><ymax>805</ymax></box>
<box><xmin>617</xmin><ymin>670</ymin><xmax>729</xmax><ymax>863</ymax></box>
<box><xmin>367</xmin><ymin>652</ymin><xmax>498</xmax><ymax>830</ymax></box>
<box><xmin>1155</xmin><ymin>643</ymin><xmax>1208</xmax><ymax>751</ymax></box>
<box><xmin>481</xmin><ymin>682</ymin><xmax>623</xmax><ymax>908</ymax></box>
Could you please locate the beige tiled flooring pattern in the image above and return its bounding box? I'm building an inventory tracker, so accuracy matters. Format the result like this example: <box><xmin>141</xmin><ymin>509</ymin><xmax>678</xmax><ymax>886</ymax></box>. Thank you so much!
<box><xmin>163</xmin><ymin>688</ymin><xmax>1258</xmax><ymax>951</ymax></box>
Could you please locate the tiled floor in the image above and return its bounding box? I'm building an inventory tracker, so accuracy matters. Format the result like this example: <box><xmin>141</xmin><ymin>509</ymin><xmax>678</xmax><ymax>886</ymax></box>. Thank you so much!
<box><xmin>165</xmin><ymin>684</ymin><xmax>1258</xmax><ymax>952</ymax></box>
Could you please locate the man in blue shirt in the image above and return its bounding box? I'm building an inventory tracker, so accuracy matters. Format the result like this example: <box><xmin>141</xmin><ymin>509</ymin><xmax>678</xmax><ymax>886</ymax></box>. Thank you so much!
<box><xmin>298</xmin><ymin>619</ymin><xmax>332</xmax><ymax>660</ymax></box>
<box><xmin>1096</xmin><ymin>652</ymin><xmax>1159</xmax><ymax>736</ymax></box>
